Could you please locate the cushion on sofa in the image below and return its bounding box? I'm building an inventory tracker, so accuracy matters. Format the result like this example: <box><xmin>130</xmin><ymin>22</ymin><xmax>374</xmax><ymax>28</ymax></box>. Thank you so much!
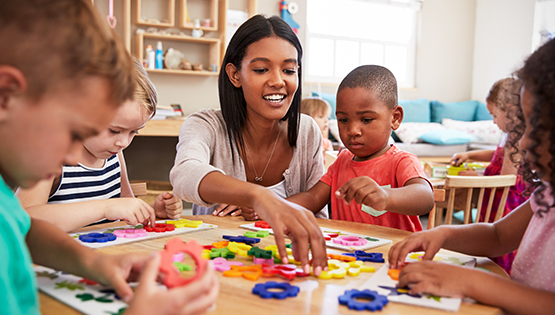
<box><xmin>398</xmin><ymin>99</ymin><xmax>430</xmax><ymax>123</ymax></box>
<box><xmin>474</xmin><ymin>102</ymin><xmax>493</xmax><ymax>121</ymax></box>
<box><xmin>441</xmin><ymin>118</ymin><xmax>503</xmax><ymax>145</ymax></box>
<box><xmin>312</xmin><ymin>91</ymin><xmax>336</xmax><ymax>119</ymax></box>
<box><xmin>430</xmin><ymin>100</ymin><xmax>479</xmax><ymax>123</ymax></box>
<box><xmin>419</xmin><ymin>129</ymin><xmax>475</xmax><ymax>145</ymax></box>
<box><xmin>394</xmin><ymin>122</ymin><xmax>444</xmax><ymax>144</ymax></box>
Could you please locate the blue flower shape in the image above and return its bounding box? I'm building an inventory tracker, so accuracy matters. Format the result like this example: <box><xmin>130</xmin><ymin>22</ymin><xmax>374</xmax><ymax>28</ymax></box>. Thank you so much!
<box><xmin>223</xmin><ymin>235</ymin><xmax>260</xmax><ymax>244</ymax></box>
<box><xmin>342</xmin><ymin>251</ymin><xmax>385</xmax><ymax>263</ymax></box>
<box><xmin>338</xmin><ymin>289</ymin><xmax>388</xmax><ymax>311</ymax></box>
<box><xmin>252</xmin><ymin>281</ymin><xmax>300</xmax><ymax>299</ymax></box>
<box><xmin>78</xmin><ymin>233</ymin><xmax>116</xmax><ymax>243</ymax></box>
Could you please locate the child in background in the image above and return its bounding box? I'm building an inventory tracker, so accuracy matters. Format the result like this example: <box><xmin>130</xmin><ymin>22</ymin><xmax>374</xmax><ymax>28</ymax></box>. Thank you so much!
<box><xmin>388</xmin><ymin>38</ymin><xmax>555</xmax><ymax>315</ymax></box>
<box><xmin>16</xmin><ymin>60</ymin><xmax>183</xmax><ymax>232</ymax></box>
<box><xmin>449</xmin><ymin>77</ymin><xmax>534</xmax><ymax>274</ymax></box>
<box><xmin>288</xmin><ymin>65</ymin><xmax>434</xmax><ymax>232</ymax></box>
<box><xmin>301</xmin><ymin>97</ymin><xmax>334</xmax><ymax>159</ymax></box>
<box><xmin>0</xmin><ymin>1</ymin><xmax>217</xmax><ymax>314</ymax></box>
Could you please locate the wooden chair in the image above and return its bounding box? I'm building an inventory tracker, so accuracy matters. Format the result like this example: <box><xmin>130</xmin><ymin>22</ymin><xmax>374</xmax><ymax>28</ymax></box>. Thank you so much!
<box><xmin>442</xmin><ymin>175</ymin><xmax>517</xmax><ymax>225</ymax></box>
<box><xmin>427</xmin><ymin>189</ymin><xmax>445</xmax><ymax>229</ymax></box>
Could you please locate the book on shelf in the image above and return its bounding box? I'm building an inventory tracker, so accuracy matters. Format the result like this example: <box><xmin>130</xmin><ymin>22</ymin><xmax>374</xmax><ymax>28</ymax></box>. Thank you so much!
<box><xmin>152</xmin><ymin>104</ymin><xmax>184</xmax><ymax>120</ymax></box>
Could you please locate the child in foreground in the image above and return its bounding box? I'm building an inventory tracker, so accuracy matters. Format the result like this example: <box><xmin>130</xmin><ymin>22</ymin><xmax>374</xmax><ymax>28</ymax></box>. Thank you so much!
<box><xmin>17</xmin><ymin>60</ymin><xmax>183</xmax><ymax>232</ymax></box>
<box><xmin>289</xmin><ymin>65</ymin><xmax>434</xmax><ymax>232</ymax></box>
<box><xmin>449</xmin><ymin>77</ymin><xmax>534</xmax><ymax>273</ymax></box>
<box><xmin>388</xmin><ymin>38</ymin><xmax>555</xmax><ymax>315</ymax></box>
<box><xmin>0</xmin><ymin>1</ymin><xmax>217</xmax><ymax>314</ymax></box>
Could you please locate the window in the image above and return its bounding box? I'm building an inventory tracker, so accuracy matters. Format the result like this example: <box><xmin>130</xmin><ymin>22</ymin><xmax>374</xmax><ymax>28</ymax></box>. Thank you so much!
<box><xmin>305</xmin><ymin>0</ymin><xmax>421</xmax><ymax>88</ymax></box>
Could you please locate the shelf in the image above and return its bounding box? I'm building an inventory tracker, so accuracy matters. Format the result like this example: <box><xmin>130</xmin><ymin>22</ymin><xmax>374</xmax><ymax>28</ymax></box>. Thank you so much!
<box><xmin>180</xmin><ymin>0</ymin><xmax>218</xmax><ymax>31</ymax></box>
<box><xmin>138</xmin><ymin>118</ymin><xmax>185</xmax><ymax>137</ymax></box>
<box><xmin>136</xmin><ymin>33</ymin><xmax>221</xmax><ymax>74</ymax></box>
<box><xmin>146</xmin><ymin>69</ymin><xmax>218</xmax><ymax>76</ymax></box>
<box><xmin>136</xmin><ymin>0</ymin><xmax>175</xmax><ymax>27</ymax></box>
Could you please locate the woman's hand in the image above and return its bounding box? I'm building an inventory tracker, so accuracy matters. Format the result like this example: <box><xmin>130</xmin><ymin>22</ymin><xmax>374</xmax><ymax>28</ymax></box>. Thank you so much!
<box><xmin>153</xmin><ymin>192</ymin><xmax>183</xmax><ymax>219</ymax></box>
<box><xmin>240</xmin><ymin>207</ymin><xmax>258</xmax><ymax>220</ymax></box>
<box><xmin>388</xmin><ymin>228</ymin><xmax>448</xmax><ymax>269</ymax></box>
<box><xmin>212</xmin><ymin>204</ymin><xmax>243</xmax><ymax>217</ymax></box>
<box><xmin>251</xmin><ymin>190</ymin><xmax>327</xmax><ymax>275</ymax></box>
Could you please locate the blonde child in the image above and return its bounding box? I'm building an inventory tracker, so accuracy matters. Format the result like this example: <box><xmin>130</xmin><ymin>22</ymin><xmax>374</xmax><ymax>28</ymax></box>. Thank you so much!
<box><xmin>0</xmin><ymin>1</ymin><xmax>217</xmax><ymax>314</ymax></box>
<box><xmin>301</xmin><ymin>97</ymin><xmax>334</xmax><ymax>158</ymax></box>
<box><xmin>289</xmin><ymin>65</ymin><xmax>434</xmax><ymax>232</ymax></box>
<box><xmin>388</xmin><ymin>38</ymin><xmax>555</xmax><ymax>315</ymax></box>
<box><xmin>449</xmin><ymin>78</ymin><xmax>534</xmax><ymax>273</ymax></box>
<box><xmin>16</xmin><ymin>60</ymin><xmax>183</xmax><ymax>232</ymax></box>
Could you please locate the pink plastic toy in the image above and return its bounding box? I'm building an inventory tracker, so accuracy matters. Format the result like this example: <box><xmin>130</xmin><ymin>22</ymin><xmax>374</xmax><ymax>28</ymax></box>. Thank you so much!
<box><xmin>333</xmin><ymin>236</ymin><xmax>368</xmax><ymax>247</ymax></box>
<box><xmin>113</xmin><ymin>229</ymin><xmax>147</xmax><ymax>238</ymax></box>
<box><xmin>160</xmin><ymin>238</ymin><xmax>207</xmax><ymax>288</ymax></box>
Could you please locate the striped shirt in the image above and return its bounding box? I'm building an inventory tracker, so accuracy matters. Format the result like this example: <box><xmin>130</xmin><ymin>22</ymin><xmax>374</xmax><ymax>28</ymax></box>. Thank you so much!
<box><xmin>48</xmin><ymin>155</ymin><xmax>121</xmax><ymax>204</ymax></box>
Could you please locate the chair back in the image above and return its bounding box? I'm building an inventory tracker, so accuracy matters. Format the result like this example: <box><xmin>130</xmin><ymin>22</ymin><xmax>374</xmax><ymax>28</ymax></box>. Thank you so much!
<box><xmin>443</xmin><ymin>175</ymin><xmax>517</xmax><ymax>225</ymax></box>
<box><xmin>427</xmin><ymin>189</ymin><xmax>446</xmax><ymax>229</ymax></box>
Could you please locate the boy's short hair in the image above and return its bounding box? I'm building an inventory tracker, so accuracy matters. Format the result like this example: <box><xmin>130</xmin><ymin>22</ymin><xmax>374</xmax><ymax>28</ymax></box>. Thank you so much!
<box><xmin>133</xmin><ymin>59</ymin><xmax>158</xmax><ymax>118</ymax></box>
<box><xmin>338</xmin><ymin>65</ymin><xmax>398</xmax><ymax>109</ymax></box>
<box><xmin>0</xmin><ymin>0</ymin><xmax>134</xmax><ymax>105</ymax></box>
<box><xmin>300</xmin><ymin>97</ymin><xmax>331</xmax><ymax>118</ymax></box>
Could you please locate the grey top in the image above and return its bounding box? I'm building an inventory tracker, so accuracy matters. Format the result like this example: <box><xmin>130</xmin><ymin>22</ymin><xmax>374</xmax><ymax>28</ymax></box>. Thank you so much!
<box><xmin>169</xmin><ymin>109</ymin><xmax>328</xmax><ymax>218</ymax></box>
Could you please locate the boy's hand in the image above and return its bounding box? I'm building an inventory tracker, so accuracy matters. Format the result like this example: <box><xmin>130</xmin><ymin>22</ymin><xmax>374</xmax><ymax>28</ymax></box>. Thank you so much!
<box><xmin>153</xmin><ymin>192</ymin><xmax>183</xmax><ymax>219</ymax></box>
<box><xmin>104</xmin><ymin>198</ymin><xmax>156</xmax><ymax>227</ymax></box>
<box><xmin>212</xmin><ymin>203</ymin><xmax>243</xmax><ymax>217</ymax></box>
<box><xmin>388</xmin><ymin>228</ymin><xmax>446</xmax><ymax>269</ymax></box>
<box><xmin>398</xmin><ymin>261</ymin><xmax>475</xmax><ymax>298</ymax></box>
<box><xmin>125</xmin><ymin>253</ymin><xmax>219</xmax><ymax>315</ymax></box>
<box><xmin>335</xmin><ymin>176</ymin><xmax>388</xmax><ymax>210</ymax></box>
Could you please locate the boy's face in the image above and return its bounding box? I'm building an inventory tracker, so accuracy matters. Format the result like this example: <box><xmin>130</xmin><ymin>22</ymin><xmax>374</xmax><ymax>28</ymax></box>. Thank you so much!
<box><xmin>0</xmin><ymin>77</ymin><xmax>117</xmax><ymax>188</ymax></box>
<box><xmin>336</xmin><ymin>87</ymin><xmax>402</xmax><ymax>161</ymax></box>
<box><xmin>83</xmin><ymin>99</ymin><xmax>149</xmax><ymax>161</ymax></box>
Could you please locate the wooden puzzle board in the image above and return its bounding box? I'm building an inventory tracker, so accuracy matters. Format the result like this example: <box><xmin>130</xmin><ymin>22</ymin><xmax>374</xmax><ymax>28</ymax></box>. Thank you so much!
<box><xmin>240</xmin><ymin>223</ymin><xmax>392</xmax><ymax>251</ymax></box>
<box><xmin>35</xmin><ymin>265</ymin><xmax>135</xmax><ymax>315</ymax></box>
<box><xmin>360</xmin><ymin>252</ymin><xmax>477</xmax><ymax>312</ymax></box>
<box><xmin>70</xmin><ymin>220</ymin><xmax>217</xmax><ymax>249</ymax></box>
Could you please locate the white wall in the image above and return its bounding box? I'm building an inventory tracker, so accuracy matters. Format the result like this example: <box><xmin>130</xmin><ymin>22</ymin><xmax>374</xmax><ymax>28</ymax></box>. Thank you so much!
<box><xmin>471</xmin><ymin>0</ymin><xmax>536</xmax><ymax>101</ymax></box>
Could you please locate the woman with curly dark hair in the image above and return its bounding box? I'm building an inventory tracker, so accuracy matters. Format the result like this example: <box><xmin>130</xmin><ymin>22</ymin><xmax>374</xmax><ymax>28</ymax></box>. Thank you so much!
<box><xmin>388</xmin><ymin>38</ymin><xmax>555</xmax><ymax>315</ymax></box>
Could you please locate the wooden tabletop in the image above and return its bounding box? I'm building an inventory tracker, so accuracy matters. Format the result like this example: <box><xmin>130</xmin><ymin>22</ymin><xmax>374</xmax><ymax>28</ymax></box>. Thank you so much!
<box><xmin>40</xmin><ymin>216</ymin><xmax>505</xmax><ymax>315</ymax></box>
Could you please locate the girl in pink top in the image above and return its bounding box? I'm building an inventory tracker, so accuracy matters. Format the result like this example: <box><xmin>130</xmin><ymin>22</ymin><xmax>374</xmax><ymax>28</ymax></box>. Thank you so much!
<box><xmin>388</xmin><ymin>38</ymin><xmax>555</xmax><ymax>315</ymax></box>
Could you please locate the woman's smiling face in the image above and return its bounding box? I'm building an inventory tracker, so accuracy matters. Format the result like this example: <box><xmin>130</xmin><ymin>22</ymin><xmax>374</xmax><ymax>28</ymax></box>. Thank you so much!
<box><xmin>227</xmin><ymin>36</ymin><xmax>299</xmax><ymax>122</ymax></box>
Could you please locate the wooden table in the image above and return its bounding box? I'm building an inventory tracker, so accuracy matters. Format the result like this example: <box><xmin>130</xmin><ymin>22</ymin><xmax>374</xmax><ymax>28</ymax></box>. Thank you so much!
<box><xmin>40</xmin><ymin>216</ymin><xmax>506</xmax><ymax>315</ymax></box>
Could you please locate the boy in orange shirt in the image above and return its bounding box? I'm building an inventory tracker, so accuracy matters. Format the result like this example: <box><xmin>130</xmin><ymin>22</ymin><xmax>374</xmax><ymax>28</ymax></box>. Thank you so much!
<box><xmin>289</xmin><ymin>65</ymin><xmax>433</xmax><ymax>232</ymax></box>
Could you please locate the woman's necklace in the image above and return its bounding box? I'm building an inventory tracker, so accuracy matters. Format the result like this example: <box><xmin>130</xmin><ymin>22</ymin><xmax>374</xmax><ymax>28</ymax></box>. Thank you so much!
<box><xmin>244</xmin><ymin>126</ymin><xmax>281</xmax><ymax>182</ymax></box>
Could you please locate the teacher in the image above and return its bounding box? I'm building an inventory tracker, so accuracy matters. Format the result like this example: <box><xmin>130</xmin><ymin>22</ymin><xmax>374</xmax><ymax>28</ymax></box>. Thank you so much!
<box><xmin>170</xmin><ymin>15</ymin><xmax>327</xmax><ymax>273</ymax></box>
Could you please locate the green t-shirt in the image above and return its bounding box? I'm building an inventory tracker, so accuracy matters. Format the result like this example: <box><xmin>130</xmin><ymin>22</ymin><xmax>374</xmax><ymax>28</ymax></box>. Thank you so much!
<box><xmin>0</xmin><ymin>175</ymin><xmax>39</xmax><ymax>314</ymax></box>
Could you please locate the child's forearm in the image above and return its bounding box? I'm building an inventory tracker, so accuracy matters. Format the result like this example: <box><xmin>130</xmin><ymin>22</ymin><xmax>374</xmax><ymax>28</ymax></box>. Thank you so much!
<box><xmin>384</xmin><ymin>180</ymin><xmax>434</xmax><ymax>216</ymax></box>
<box><xmin>466</xmin><ymin>150</ymin><xmax>495</xmax><ymax>162</ymax></box>
<box><xmin>287</xmin><ymin>181</ymin><xmax>331</xmax><ymax>214</ymax></box>
<box><xmin>25</xmin><ymin>201</ymin><xmax>112</xmax><ymax>232</ymax></box>
<box><xmin>26</xmin><ymin>218</ymin><xmax>98</xmax><ymax>278</ymax></box>
<box><xmin>463</xmin><ymin>270</ymin><xmax>555</xmax><ymax>315</ymax></box>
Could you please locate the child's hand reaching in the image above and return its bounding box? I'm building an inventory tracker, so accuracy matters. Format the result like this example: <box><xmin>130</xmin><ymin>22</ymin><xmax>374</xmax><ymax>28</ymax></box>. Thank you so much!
<box><xmin>398</xmin><ymin>261</ymin><xmax>476</xmax><ymax>297</ymax></box>
<box><xmin>104</xmin><ymin>198</ymin><xmax>157</xmax><ymax>227</ymax></box>
<box><xmin>153</xmin><ymin>192</ymin><xmax>183</xmax><ymax>219</ymax></box>
<box><xmin>450</xmin><ymin>152</ymin><xmax>469</xmax><ymax>166</ymax></box>
<box><xmin>125</xmin><ymin>253</ymin><xmax>219</xmax><ymax>315</ymax></box>
<box><xmin>335</xmin><ymin>176</ymin><xmax>388</xmax><ymax>210</ymax></box>
<box><xmin>388</xmin><ymin>228</ymin><xmax>448</xmax><ymax>269</ymax></box>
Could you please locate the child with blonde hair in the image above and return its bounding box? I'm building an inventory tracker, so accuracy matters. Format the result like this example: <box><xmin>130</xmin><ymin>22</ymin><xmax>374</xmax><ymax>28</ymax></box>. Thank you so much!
<box><xmin>289</xmin><ymin>65</ymin><xmax>434</xmax><ymax>232</ymax></box>
<box><xmin>388</xmin><ymin>38</ymin><xmax>555</xmax><ymax>315</ymax></box>
<box><xmin>301</xmin><ymin>97</ymin><xmax>334</xmax><ymax>158</ymax></box>
<box><xmin>449</xmin><ymin>77</ymin><xmax>535</xmax><ymax>273</ymax></box>
<box><xmin>0</xmin><ymin>1</ymin><xmax>217</xmax><ymax>314</ymax></box>
<box><xmin>17</xmin><ymin>60</ymin><xmax>183</xmax><ymax>232</ymax></box>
